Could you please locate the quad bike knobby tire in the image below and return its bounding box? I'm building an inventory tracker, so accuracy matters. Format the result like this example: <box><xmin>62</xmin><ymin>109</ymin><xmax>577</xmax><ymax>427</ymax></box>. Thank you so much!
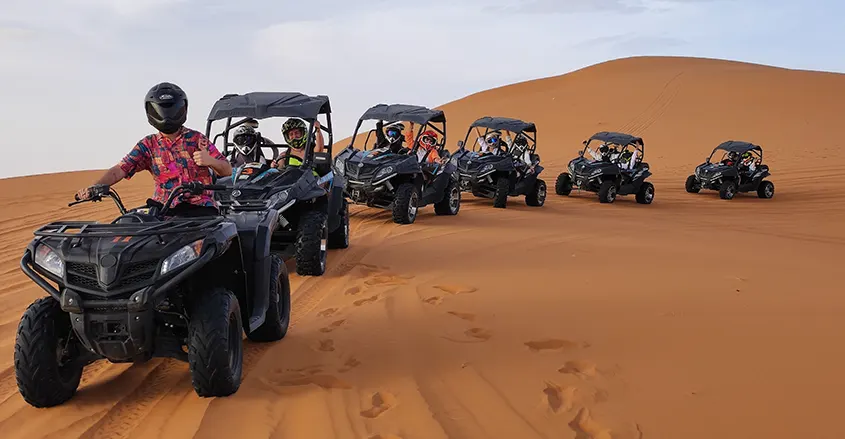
<box><xmin>188</xmin><ymin>287</ymin><xmax>244</xmax><ymax>397</ymax></box>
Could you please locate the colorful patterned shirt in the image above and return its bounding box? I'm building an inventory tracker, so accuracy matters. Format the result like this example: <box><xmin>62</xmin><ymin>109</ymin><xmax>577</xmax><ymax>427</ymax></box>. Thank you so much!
<box><xmin>119</xmin><ymin>127</ymin><xmax>225</xmax><ymax>207</ymax></box>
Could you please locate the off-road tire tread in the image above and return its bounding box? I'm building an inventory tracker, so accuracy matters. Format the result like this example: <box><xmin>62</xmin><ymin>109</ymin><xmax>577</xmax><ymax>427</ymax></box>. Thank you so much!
<box><xmin>296</xmin><ymin>210</ymin><xmax>327</xmax><ymax>275</ymax></box>
<box><xmin>327</xmin><ymin>199</ymin><xmax>350</xmax><ymax>249</ymax></box>
<box><xmin>493</xmin><ymin>176</ymin><xmax>509</xmax><ymax>208</ymax></box>
<box><xmin>188</xmin><ymin>288</ymin><xmax>243</xmax><ymax>397</ymax></box>
<box><xmin>248</xmin><ymin>255</ymin><xmax>290</xmax><ymax>342</ymax></box>
<box><xmin>434</xmin><ymin>179</ymin><xmax>460</xmax><ymax>215</ymax></box>
<box><xmin>526</xmin><ymin>178</ymin><xmax>546</xmax><ymax>207</ymax></box>
<box><xmin>392</xmin><ymin>183</ymin><xmax>418</xmax><ymax>224</ymax></box>
<box><xmin>555</xmin><ymin>173</ymin><xmax>572</xmax><ymax>196</ymax></box>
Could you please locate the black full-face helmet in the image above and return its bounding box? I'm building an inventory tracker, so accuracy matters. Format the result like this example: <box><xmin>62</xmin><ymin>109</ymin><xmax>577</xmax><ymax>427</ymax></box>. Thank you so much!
<box><xmin>144</xmin><ymin>82</ymin><xmax>188</xmax><ymax>134</ymax></box>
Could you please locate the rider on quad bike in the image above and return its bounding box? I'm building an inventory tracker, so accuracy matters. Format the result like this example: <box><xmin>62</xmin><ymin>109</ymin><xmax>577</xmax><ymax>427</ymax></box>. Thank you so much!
<box><xmin>75</xmin><ymin>82</ymin><xmax>233</xmax><ymax>217</ymax></box>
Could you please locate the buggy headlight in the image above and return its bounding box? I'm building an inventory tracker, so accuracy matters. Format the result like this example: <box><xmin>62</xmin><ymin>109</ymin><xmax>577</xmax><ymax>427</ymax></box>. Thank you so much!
<box><xmin>334</xmin><ymin>158</ymin><xmax>345</xmax><ymax>176</ymax></box>
<box><xmin>269</xmin><ymin>189</ymin><xmax>291</xmax><ymax>205</ymax></box>
<box><xmin>161</xmin><ymin>240</ymin><xmax>203</xmax><ymax>275</ymax></box>
<box><xmin>34</xmin><ymin>244</ymin><xmax>64</xmax><ymax>277</ymax></box>
<box><xmin>374</xmin><ymin>166</ymin><xmax>395</xmax><ymax>180</ymax></box>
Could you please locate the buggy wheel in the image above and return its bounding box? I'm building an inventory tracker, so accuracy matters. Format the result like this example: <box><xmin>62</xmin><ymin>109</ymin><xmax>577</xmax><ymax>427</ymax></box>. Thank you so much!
<box><xmin>719</xmin><ymin>180</ymin><xmax>737</xmax><ymax>200</ymax></box>
<box><xmin>757</xmin><ymin>180</ymin><xmax>774</xmax><ymax>199</ymax></box>
<box><xmin>685</xmin><ymin>175</ymin><xmax>701</xmax><ymax>193</ymax></box>
<box><xmin>295</xmin><ymin>210</ymin><xmax>328</xmax><ymax>276</ymax></box>
<box><xmin>598</xmin><ymin>181</ymin><xmax>617</xmax><ymax>203</ymax></box>
<box><xmin>327</xmin><ymin>199</ymin><xmax>350</xmax><ymax>249</ymax></box>
<box><xmin>248</xmin><ymin>254</ymin><xmax>291</xmax><ymax>342</ymax></box>
<box><xmin>636</xmin><ymin>182</ymin><xmax>655</xmax><ymax>204</ymax></box>
<box><xmin>434</xmin><ymin>178</ymin><xmax>461</xmax><ymax>215</ymax></box>
<box><xmin>14</xmin><ymin>297</ymin><xmax>84</xmax><ymax>408</ymax></box>
<box><xmin>392</xmin><ymin>183</ymin><xmax>419</xmax><ymax>224</ymax></box>
<box><xmin>188</xmin><ymin>288</ymin><xmax>243</xmax><ymax>397</ymax></box>
<box><xmin>555</xmin><ymin>172</ymin><xmax>572</xmax><ymax>196</ymax></box>
<box><xmin>526</xmin><ymin>178</ymin><xmax>547</xmax><ymax>207</ymax></box>
<box><xmin>493</xmin><ymin>176</ymin><xmax>509</xmax><ymax>208</ymax></box>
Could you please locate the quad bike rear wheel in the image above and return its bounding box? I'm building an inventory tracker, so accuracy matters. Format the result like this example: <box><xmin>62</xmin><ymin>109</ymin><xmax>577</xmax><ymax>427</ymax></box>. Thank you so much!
<box><xmin>685</xmin><ymin>175</ymin><xmax>701</xmax><ymax>193</ymax></box>
<box><xmin>188</xmin><ymin>287</ymin><xmax>244</xmax><ymax>397</ymax></box>
<box><xmin>296</xmin><ymin>210</ymin><xmax>328</xmax><ymax>275</ymax></box>
<box><xmin>757</xmin><ymin>180</ymin><xmax>774</xmax><ymax>199</ymax></box>
<box><xmin>14</xmin><ymin>297</ymin><xmax>84</xmax><ymax>408</ymax></box>
<box><xmin>434</xmin><ymin>178</ymin><xmax>461</xmax><ymax>215</ymax></box>
<box><xmin>555</xmin><ymin>172</ymin><xmax>573</xmax><ymax>196</ymax></box>
<box><xmin>526</xmin><ymin>178</ymin><xmax>547</xmax><ymax>207</ymax></box>
<box><xmin>598</xmin><ymin>181</ymin><xmax>617</xmax><ymax>203</ymax></box>
<box><xmin>636</xmin><ymin>182</ymin><xmax>655</xmax><ymax>204</ymax></box>
<box><xmin>392</xmin><ymin>183</ymin><xmax>419</xmax><ymax>224</ymax></box>
<box><xmin>248</xmin><ymin>254</ymin><xmax>291</xmax><ymax>342</ymax></box>
<box><xmin>328</xmin><ymin>199</ymin><xmax>350</xmax><ymax>249</ymax></box>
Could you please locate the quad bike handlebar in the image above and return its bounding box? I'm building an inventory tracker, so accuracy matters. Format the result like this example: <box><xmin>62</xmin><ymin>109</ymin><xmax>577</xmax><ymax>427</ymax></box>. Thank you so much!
<box><xmin>69</xmin><ymin>182</ymin><xmax>228</xmax><ymax>218</ymax></box>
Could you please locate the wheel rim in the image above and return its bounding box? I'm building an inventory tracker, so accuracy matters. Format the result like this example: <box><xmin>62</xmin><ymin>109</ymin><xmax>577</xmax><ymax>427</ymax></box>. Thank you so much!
<box><xmin>449</xmin><ymin>187</ymin><xmax>459</xmax><ymax>212</ymax></box>
<box><xmin>227</xmin><ymin>312</ymin><xmax>241</xmax><ymax>371</ymax></box>
<box><xmin>538</xmin><ymin>183</ymin><xmax>547</xmax><ymax>202</ymax></box>
<box><xmin>409</xmin><ymin>192</ymin><xmax>418</xmax><ymax>220</ymax></box>
<box><xmin>646</xmin><ymin>186</ymin><xmax>654</xmax><ymax>203</ymax></box>
<box><xmin>320</xmin><ymin>224</ymin><xmax>327</xmax><ymax>270</ymax></box>
<box><xmin>608</xmin><ymin>186</ymin><xmax>616</xmax><ymax>201</ymax></box>
<box><xmin>765</xmin><ymin>184</ymin><xmax>773</xmax><ymax>197</ymax></box>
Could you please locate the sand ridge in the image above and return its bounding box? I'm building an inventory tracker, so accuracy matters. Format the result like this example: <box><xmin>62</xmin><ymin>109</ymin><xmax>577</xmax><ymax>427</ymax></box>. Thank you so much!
<box><xmin>0</xmin><ymin>56</ymin><xmax>844</xmax><ymax>438</ymax></box>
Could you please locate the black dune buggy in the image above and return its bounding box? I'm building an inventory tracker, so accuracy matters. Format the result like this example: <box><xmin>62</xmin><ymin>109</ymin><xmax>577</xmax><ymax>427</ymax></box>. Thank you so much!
<box><xmin>333</xmin><ymin>104</ymin><xmax>461</xmax><ymax>224</ymax></box>
<box><xmin>206</xmin><ymin>92</ymin><xmax>350</xmax><ymax>276</ymax></box>
<box><xmin>555</xmin><ymin>131</ymin><xmax>654</xmax><ymax>204</ymax></box>
<box><xmin>451</xmin><ymin>116</ymin><xmax>546</xmax><ymax>208</ymax></box>
<box><xmin>685</xmin><ymin>140</ymin><xmax>774</xmax><ymax>200</ymax></box>
<box><xmin>15</xmin><ymin>182</ymin><xmax>291</xmax><ymax>407</ymax></box>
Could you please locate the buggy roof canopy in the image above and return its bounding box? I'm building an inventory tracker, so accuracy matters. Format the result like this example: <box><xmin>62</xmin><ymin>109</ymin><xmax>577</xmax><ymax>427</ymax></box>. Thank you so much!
<box><xmin>470</xmin><ymin>116</ymin><xmax>536</xmax><ymax>133</ymax></box>
<box><xmin>207</xmin><ymin>92</ymin><xmax>331</xmax><ymax>121</ymax></box>
<box><xmin>359</xmin><ymin>104</ymin><xmax>446</xmax><ymax>125</ymax></box>
<box><xmin>589</xmin><ymin>131</ymin><xmax>643</xmax><ymax>146</ymax></box>
<box><xmin>714</xmin><ymin>140</ymin><xmax>762</xmax><ymax>153</ymax></box>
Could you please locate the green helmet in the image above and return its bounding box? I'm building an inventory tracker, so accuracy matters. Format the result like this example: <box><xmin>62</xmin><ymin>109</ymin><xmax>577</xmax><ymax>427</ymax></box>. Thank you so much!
<box><xmin>282</xmin><ymin>118</ymin><xmax>308</xmax><ymax>149</ymax></box>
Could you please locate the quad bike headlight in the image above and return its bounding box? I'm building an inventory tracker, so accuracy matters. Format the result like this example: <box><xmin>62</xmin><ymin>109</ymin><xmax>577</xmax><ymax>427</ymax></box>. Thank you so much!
<box><xmin>373</xmin><ymin>166</ymin><xmax>396</xmax><ymax>184</ymax></box>
<box><xmin>161</xmin><ymin>240</ymin><xmax>203</xmax><ymax>276</ymax></box>
<box><xmin>34</xmin><ymin>244</ymin><xmax>64</xmax><ymax>277</ymax></box>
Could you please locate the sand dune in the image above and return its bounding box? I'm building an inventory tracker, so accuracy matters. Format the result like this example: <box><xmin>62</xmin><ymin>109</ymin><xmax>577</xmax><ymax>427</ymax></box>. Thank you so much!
<box><xmin>1</xmin><ymin>56</ymin><xmax>845</xmax><ymax>439</ymax></box>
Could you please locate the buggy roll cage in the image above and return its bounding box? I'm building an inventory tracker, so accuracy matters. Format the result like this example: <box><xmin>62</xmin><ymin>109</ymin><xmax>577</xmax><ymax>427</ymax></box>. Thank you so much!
<box><xmin>205</xmin><ymin>92</ymin><xmax>334</xmax><ymax>169</ymax></box>
<box><xmin>580</xmin><ymin>131</ymin><xmax>644</xmax><ymax>165</ymax></box>
<box><xmin>459</xmin><ymin>116</ymin><xmax>537</xmax><ymax>157</ymax></box>
<box><xmin>706</xmin><ymin>141</ymin><xmax>763</xmax><ymax>164</ymax></box>
<box><xmin>350</xmin><ymin>104</ymin><xmax>447</xmax><ymax>159</ymax></box>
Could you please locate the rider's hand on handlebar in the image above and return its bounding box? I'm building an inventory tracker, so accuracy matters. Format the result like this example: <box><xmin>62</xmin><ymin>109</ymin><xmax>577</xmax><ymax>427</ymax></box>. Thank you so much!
<box><xmin>75</xmin><ymin>187</ymin><xmax>92</xmax><ymax>201</ymax></box>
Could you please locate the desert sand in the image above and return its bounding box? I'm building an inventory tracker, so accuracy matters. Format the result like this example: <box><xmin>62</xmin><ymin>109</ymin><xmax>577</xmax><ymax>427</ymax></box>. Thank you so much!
<box><xmin>0</xmin><ymin>56</ymin><xmax>844</xmax><ymax>439</ymax></box>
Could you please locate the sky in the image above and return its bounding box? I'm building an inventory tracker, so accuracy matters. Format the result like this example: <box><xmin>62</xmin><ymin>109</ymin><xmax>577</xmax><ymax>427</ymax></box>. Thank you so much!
<box><xmin>1</xmin><ymin>0</ymin><xmax>843</xmax><ymax>179</ymax></box>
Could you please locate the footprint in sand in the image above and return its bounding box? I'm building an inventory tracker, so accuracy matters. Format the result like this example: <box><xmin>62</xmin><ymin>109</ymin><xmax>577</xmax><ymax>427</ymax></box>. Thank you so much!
<box><xmin>568</xmin><ymin>407</ymin><xmax>612</xmax><ymax>439</ymax></box>
<box><xmin>465</xmin><ymin>328</ymin><xmax>492</xmax><ymax>341</ymax></box>
<box><xmin>317</xmin><ymin>307</ymin><xmax>339</xmax><ymax>318</ymax></box>
<box><xmin>284</xmin><ymin>364</ymin><xmax>324</xmax><ymax>375</ymax></box>
<box><xmin>263</xmin><ymin>373</ymin><xmax>351</xmax><ymax>390</ymax></box>
<box><xmin>338</xmin><ymin>356</ymin><xmax>361</xmax><ymax>373</ymax></box>
<box><xmin>543</xmin><ymin>382</ymin><xmax>576</xmax><ymax>413</ymax></box>
<box><xmin>423</xmin><ymin>296</ymin><xmax>442</xmax><ymax>305</ymax></box>
<box><xmin>354</xmin><ymin>295</ymin><xmax>380</xmax><ymax>306</ymax></box>
<box><xmin>360</xmin><ymin>391</ymin><xmax>397</xmax><ymax>418</ymax></box>
<box><xmin>345</xmin><ymin>286</ymin><xmax>362</xmax><ymax>296</ymax></box>
<box><xmin>433</xmin><ymin>285</ymin><xmax>478</xmax><ymax>295</ymax></box>
<box><xmin>319</xmin><ymin>319</ymin><xmax>346</xmax><ymax>333</ymax></box>
<box><xmin>365</xmin><ymin>275</ymin><xmax>408</xmax><ymax>287</ymax></box>
<box><xmin>316</xmin><ymin>339</ymin><xmax>335</xmax><ymax>352</ymax></box>
<box><xmin>447</xmin><ymin>311</ymin><xmax>476</xmax><ymax>321</ymax></box>
<box><xmin>525</xmin><ymin>339</ymin><xmax>582</xmax><ymax>352</ymax></box>
<box><xmin>559</xmin><ymin>360</ymin><xmax>598</xmax><ymax>379</ymax></box>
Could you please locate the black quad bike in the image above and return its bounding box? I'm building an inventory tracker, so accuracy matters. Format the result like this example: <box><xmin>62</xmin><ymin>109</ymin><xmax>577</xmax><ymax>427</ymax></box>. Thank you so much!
<box><xmin>333</xmin><ymin>104</ymin><xmax>461</xmax><ymax>224</ymax></box>
<box><xmin>555</xmin><ymin>131</ymin><xmax>654</xmax><ymax>204</ymax></box>
<box><xmin>206</xmin><ymin>92</ymin><xmax>350</xmax><ymax>276</ymax></box>
<box><xmin>451</xmin><ymin>116</ymin><xmax>546</xmax><ymax>208</ymax></box>
<box><xmin>685</xmin><ymin>140</ymin><xmax>774</xmax><ymax>200</ymax></box>
<box><xmin>15</xmin><ymin>182</ymin><xmax>291</xmax><ymax>408</ymax></box>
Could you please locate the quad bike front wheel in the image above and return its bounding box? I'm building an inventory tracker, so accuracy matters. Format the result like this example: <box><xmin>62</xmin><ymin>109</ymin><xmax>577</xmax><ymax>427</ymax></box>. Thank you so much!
<box><xmin>757</xmin><ymin>180</ymin><xmax>774</xmax><ymax>199</ymax></box>
<box><xmin>685</xmin><ymin>175</ymin><xmax>701</xmax><ymax>193</ymax></box>
<box><xmin>188</xmin><ymin>288</ymin><xmax>244</xmax><ymax>397</ymax></box>
<box><xmin>14</xmin><ymin>297</ymin><xmax>84</xmax><ymax>408</ymax></box>
<box><xmin>296</xmin><ymin>210</ymin><xmax>328</xmax><ymax>275</ymax></box>
<box><xmin>392</xmin><ymin>183</ymin><xmax>419</xmax><ymax>224</ymax></box>
<box><xmin>248</xmin><ymin>254</ymin><xmax>291</xmax><ymax>342</ymax></box>
<box><xmin>493</xmin><ymin>176</ymin><xmax>509</xmax><ymax>208</ymax></box>
<box><xmin>719</xmin><ymin>180</ymin><xmax>737</xmax><ymax>200</ymax></box>
<box><xmin>328</xmin><ymin>199</ymin><xmax>350</xmax><ymax>249</ymax></box>
<box><xmin>598</xmin><ymin>181</ymin><xmax>617</xmax><ymax>203</ymax></box>
<box><xmin>555</xmin><ymin>173</ymin><xmax>573</xmax><ymax>196</ymax></box>
<box><xmin>526</xmin><ymin>178</ymin><xmax>547</xmax><ymax>207</ymax></box>
<box><xmin>636</xmin><ymin>182</ymin><xmax>655</xmax><ymax>204</ymax></box>
<box><xmin>434</xmin><ymin>178</ymin><xmax>461</xmax><ymax>215</ymax></box>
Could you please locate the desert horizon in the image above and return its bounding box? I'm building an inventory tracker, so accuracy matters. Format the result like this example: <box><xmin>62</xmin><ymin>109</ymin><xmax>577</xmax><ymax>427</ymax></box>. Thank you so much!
<box><xmin>1</xmin><ymin>55</ymin><xmax>843</xmax><ymax>439</ymax></box>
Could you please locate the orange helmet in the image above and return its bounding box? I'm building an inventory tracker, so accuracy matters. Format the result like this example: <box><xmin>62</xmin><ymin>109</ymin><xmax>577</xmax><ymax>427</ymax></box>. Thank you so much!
<box><xmin>419</xmin><ymin>130</ymin><xmax>438</xmax><ymax>148</ymax></box>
